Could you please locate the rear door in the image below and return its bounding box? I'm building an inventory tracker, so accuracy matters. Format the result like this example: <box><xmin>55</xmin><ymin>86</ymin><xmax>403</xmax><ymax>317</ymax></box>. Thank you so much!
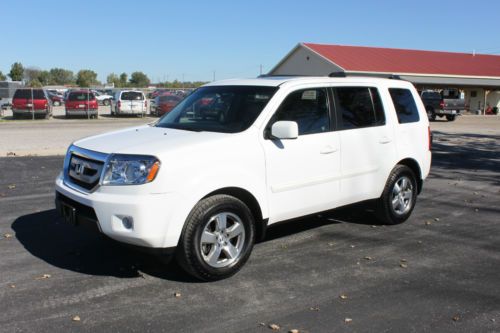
<box><xmin>121</xmin><ymin>91</ymin><xmax>144</xmax><ymax>112</ymax></box>
<box><xmin>333</xmin><ymin>86</ymin><xmax>396</xmax><ymax>205</ymax></box>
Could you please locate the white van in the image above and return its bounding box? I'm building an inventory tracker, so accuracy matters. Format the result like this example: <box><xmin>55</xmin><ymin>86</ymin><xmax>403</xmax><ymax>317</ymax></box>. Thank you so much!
<box><xmin>111</xmin><ymin>90</ymin><xmax>147</xmax><ymax>116</ymax></box>
<box><xmin>55</xmin><ymin>76</ymin><xmax>432</xmax><ymax>281</ymax></box>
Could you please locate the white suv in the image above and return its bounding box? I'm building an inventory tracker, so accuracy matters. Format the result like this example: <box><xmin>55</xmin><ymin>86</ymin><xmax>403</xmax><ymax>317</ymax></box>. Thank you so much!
<box><xmin>111</xmin><ymin>90</ymin><xmax>147</xmax><ymax>116</ymax></box>
<box><xmin>55</xmin><ymin>76</ymin><xmax>431</xmax><ymax>281</ymax></box>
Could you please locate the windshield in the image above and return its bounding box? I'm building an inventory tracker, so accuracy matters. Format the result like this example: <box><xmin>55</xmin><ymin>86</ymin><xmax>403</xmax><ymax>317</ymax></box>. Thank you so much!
<box><xmin>155</xmin><ymin>86</ymin><xmax>277</xmax><ymax>133</ymax></box>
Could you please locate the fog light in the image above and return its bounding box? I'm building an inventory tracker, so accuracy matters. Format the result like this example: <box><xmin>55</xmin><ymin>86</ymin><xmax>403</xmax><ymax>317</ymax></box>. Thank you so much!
<box><xmin>122</xmin><ymin>216</ymin><xmax>133</xmax><ymax>230</ymax></box>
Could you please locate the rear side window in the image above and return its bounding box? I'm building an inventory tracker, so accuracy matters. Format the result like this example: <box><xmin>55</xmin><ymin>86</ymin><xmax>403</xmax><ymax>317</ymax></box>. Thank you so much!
<box><xmin>68</xmin><ymin>92</ymin><xmax>95</xmax><ymax>101</ymax></box>
<box><xmin>389</xmin><ymin>88</ymin><xmax>420</xmax><ymax>123</ymax></box>
<box><xmin>121</xmin><ymin>92</ymin><xmax>144</xmax><ymax>100</ymax></box>
<box><xmin>335</xmin><ymin>87</ymin><xmax>385</xmax><ymax>130</ymax></box>
<box><xmin>14</xmin><ymin>89</ymin><xmax>45</xmax><ymax>99</ymax></box>
<box><xmin>270</xmin><ymin>88</ymin><xmax>330</xmax><ymax>135</ymax></box>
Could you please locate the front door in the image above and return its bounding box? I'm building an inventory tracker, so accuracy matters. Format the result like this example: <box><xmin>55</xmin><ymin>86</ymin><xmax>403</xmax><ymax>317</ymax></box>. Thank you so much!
<box><xmin>262</xmin><ymin>87</ymin><xmax>341</xmax><ymax>223</ymax></box>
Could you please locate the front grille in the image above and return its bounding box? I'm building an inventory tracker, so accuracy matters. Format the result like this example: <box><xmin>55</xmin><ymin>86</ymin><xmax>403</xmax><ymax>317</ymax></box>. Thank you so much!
<box><xmin>68</xmin><ymin>154</ymin><xmax>105</xmax><ymax>191</ymax></box>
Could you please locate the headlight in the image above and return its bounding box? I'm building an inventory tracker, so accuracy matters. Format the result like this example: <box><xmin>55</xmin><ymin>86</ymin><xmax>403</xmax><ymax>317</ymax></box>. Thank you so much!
<box><xmin>102</xmin><ymin>154</ymin><xmax>160</xmax><ymax>185</ymax></box>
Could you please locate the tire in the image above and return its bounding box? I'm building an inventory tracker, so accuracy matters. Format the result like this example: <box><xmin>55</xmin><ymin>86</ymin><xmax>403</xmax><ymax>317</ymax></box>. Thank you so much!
<box><xmin>54</xmin><ymin>101</ymin><xmax>60</xmax><ymax>106</ymax></box>
<box><xmin>176</xmin><ymin>194</ymin><xmax>256</xmax><ymax>281</ymax></box>
<box><xmin>446</xmin><ymin>115</ymin><xmax>456</xmax><ymax>121</ymax></box>
<box><xmin>375</xmin><ymin>165</ymin><xmax>418</xmax><ymax>225</ymax></box>
<box><xmin>103</xmin><ymin>99</ymin><xmax>110</xmax><ymax>106</ymax></box>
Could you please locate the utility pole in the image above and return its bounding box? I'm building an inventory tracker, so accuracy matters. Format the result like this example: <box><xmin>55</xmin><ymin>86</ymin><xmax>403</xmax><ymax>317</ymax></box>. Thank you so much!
<box><xmin>259</xmin><ymin>64</ymin><xmax>263</xmax><ymax>76</ymax></box>
<box><xmin>213</xmin><ymin>70</ymin><xmax>216</xmax><ymax>81</ymax></box>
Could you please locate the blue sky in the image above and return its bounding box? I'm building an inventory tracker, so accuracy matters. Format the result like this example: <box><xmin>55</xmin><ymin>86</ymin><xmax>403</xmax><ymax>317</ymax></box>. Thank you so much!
<box><xmin>2</xmin><ymin>0</ymin><xmax>500</xmax><ymax>82</ymax></box>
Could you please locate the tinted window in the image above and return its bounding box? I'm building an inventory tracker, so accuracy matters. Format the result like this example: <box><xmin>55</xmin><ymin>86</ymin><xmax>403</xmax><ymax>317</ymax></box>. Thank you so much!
<box><xmin>336</xmin><ymin>87</ymin><xmax>385</xmax><ymax>130</ymax></box>
<box><xmin>270</xmin><ymin>88</ymin><xmax>329</xmax><ymax>135</ymax></box>
<box><xmin>156</xmin><ymin>86</ymin><xmax>277</xmax><ymax>133</ymax></box>
<box><xmin>389</xmin><ymin>88</ymin><xmax>420</xmax><ymax>123</ymax></box>
<box><xmin>421</xmin><ymin>91</ymin><xmax>441</xmax><ymax>99</ymax></box>
<box><xmin>68</xmin><ymin>92</ymin><xmax>95</xmax><ymax>101</ymax></box>
<box><xmin>159</xmin><ymin>95</ymin><xmax>181</xmax><ymax>103</ymax></box>
<box><xmin>14</xmin><ymin>89</ymin><xmax>45</xmax><ymax>99</ymax></box>
<box><xmin>121</xmin><ymin>91</ymin><xmax>143</xmax><ymax>100</ymax></box>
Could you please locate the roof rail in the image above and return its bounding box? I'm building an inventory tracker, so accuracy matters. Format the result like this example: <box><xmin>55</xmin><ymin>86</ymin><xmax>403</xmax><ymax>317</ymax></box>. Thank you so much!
<box><xmin>388</xmin><ymin>74</ymin><xmax>402</xmax><ymax>80</ymax></box>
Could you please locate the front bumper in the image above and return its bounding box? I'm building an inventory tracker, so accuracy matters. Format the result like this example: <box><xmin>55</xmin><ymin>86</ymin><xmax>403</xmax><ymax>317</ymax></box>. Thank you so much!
<box><xmin>55</xmin><ymin>173</ymin><xmax>178</xmax><ymax>248</ymax></box>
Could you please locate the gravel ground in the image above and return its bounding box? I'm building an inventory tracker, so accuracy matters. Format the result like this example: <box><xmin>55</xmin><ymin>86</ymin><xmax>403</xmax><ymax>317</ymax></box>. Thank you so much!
<box><xmin>0</xmin><ymin>116</ymin><xmax>499</xmax><ymax>332</ymax></box>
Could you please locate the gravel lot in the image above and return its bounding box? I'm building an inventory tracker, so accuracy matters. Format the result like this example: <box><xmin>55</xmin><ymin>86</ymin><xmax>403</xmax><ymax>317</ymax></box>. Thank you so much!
<box><xmin>0</xmin><ymin>116</ymin><xmax>499</xmax><ymax>332</ymax></box>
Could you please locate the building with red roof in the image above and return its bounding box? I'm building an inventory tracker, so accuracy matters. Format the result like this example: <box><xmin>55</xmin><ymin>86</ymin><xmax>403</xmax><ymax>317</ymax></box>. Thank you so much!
<box><xmin>269</xmin><ymin>43</ymin><xmax>500</xmax><ymax>112</ymax></box>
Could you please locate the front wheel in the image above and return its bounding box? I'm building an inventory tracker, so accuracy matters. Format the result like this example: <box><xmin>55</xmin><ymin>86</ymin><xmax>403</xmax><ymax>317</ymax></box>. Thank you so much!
<box><xmin>446</xmin><ymin>115</ymin><xmax>456</xmax><ymax>121</ymax></box>
<box><xmin>376</xmin><ymin>165</ymin><xmax>418</xmax><ymax>225</ymax></box>
<box><xmin>176</xmin><ymin>194</ymin><xmax>256</xmax><ymax>281</ymax></box>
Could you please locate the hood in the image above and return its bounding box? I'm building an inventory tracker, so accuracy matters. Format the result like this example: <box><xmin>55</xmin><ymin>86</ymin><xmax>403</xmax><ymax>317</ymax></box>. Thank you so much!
<box><xmin>73</xmin><ymin>125</ymin><xmax>230</xmax><ymax>156</ymax></box>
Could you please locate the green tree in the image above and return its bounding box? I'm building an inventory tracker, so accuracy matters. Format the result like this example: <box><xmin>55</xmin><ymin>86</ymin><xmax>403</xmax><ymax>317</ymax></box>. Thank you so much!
<box><xmin>49</xmin><ymin>68</ymin><xmax>74</xmax><ymax>85</ymax></box>
<box><xmin>27</xmin><ymin>79</ymin><xmax>43</xmax><ymax>87</ymax></box>
<box><xmin>76</xmin><ymin>69</ymin><xmax>98</xmax><ymax>87</ymax></box>
<box><xmin>119</xmin><ymin>72</ymin><xmax>128</xmax><ymax>87</ymax></box>
<box><xmin>37</xmin><ymin>70</ymin><xmax>51</xmax><ymax>86</ymax></box>
<box><xmin>24</xmin><ymin>67</ymin><xmax>41</xmax><ymax>82</ymax></box>
<box><xmin>8</xmin><ymin>62</ymin><xmax>24</xmax><ymax>81</ymax></box>
<box><xmin>0</xmin><ymin>71</ymin><xmax>6</xmax><ymax>81</ymax></box>
<box><xmin>129</xmin><ymin>71</ymin><xmax>150</xmax><ymax>87</ymax></box>
<box><xmin>106</xmin><ymin>73</ymin><xmax>120</xmax><ymax>87</ymax></box>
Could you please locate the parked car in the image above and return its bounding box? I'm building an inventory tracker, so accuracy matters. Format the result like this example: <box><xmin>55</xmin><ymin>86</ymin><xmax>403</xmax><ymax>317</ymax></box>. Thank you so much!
<box><xmin>420</xmin><ymin>89</ymin><xmax>465</xmax><ymax>121</ymax></box>
<box><xmin>152</xmin><ymin>94</ymin><xmax>182</xmax><ymax>116</ymax></box>
<box><xmin>11</xmin><ymin>88</ymin><xmax>52</xmax><ymax>119</ymax></box>
<box><xmin>65</xmin><ymin>90</ymin><xmax>98</xmax><ymax>118</ymax></box>
<box><xmin>47</xmin><ymin>91</ymin><xmax>64</xmax><ymax>106</ymax></box>
<box><xmin>92</xmin><ymin>90</ymin><xmax>113</xmax><ymax>106</ymax></box>
<box><xmin>111</xmin><ymin>90</ymin><xmax>147</xmax><ymax>116</ymax></box>
<box><xmin>55</xmin><ymin>76</ymin><xmax>431</xmax><ymax>281</ymax></box>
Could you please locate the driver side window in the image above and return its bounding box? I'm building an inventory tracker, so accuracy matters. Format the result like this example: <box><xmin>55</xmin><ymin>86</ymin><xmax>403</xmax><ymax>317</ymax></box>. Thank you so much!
<box><xmin>270</xmin><ymin>88</ymin><xmax>330</xmax><ymax>135</ymax></box>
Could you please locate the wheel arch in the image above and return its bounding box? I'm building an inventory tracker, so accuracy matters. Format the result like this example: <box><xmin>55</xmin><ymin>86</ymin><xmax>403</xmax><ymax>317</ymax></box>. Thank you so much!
<box><xmin>397</xmin><ymin>158</ymin><xmax>423</xmax><ymax>194</ymax></box>
<box><xmin>203</xmin><ymin>187</ymin><xmax>268</xmax><ymax>242</ymax></box>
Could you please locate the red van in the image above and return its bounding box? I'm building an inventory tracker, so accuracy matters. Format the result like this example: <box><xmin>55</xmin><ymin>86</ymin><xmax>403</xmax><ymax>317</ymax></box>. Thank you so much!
<box><xmin>11</xmin><ymin>89</ymin><xmax>52</xmax><ymax>119</ymax></box>
<box><xmin>65</xmin><ymin>90</ymin><xmax>99</xmax><ymax>118</ymax></box>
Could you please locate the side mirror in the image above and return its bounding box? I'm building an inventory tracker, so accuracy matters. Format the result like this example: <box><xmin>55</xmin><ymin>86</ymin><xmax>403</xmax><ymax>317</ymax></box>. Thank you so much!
<box><xmin>271</xmin><ymin>121</ymin><xmax>298</xmax><ymax>140</ymax></box>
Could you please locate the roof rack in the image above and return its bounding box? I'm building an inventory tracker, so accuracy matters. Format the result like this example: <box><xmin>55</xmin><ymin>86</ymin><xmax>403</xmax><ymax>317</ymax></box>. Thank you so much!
<box><xmin>328</xmin><ymin>72</ymin><xmax>347</xmax><ymax>77</ymax></box>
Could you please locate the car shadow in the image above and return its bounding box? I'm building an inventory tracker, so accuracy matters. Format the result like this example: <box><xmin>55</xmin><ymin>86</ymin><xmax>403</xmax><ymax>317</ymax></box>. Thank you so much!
<box><xmin>12</xmin><ymin>204</ymin><xmax>378</xmax><ymax>282</ymax></box>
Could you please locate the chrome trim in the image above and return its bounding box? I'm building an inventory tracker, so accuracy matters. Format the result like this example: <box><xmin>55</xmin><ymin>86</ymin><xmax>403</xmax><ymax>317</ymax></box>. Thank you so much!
<box><xmin>63</xmin><ymin>145</ymin><xmax>110</xmax><ymax>194</ymax></box>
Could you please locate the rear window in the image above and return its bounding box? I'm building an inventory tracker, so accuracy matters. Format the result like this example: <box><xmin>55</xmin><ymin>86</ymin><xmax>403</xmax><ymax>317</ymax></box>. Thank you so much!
<box><xmin>121</xmin><ymin>91</ymin><xmax>144</xmax><ymax>100</ymax></box>
<box><xmin>14</xmin><ymin>89</ymin><xmax>45</xmax><ymax>99</ymax></box>
<box><xmin>336</xmin><ymin>87</ymin><xmax>385</xmax><ymax>130</ymax></box>
<box><xmin>389</xmin><ymin>88</ymin><xmax>420</xmax><ymax>124</ymax></box>
<box><xmin>421</xmin><ymin>91</ymin><xmax>441</xmax><ymax>99</ymax></box>
<box><xmin>159</xmin><ymin>95</ymin><xmax>181</xmax><ymax>103</ymax></box>
<box><xmin>68</xmin><ymin>92</ymin><xmax>95</xmax><ymax>101</ymax></box>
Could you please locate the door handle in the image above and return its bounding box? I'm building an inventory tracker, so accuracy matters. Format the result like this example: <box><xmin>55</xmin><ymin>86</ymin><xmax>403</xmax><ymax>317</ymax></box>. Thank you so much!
<box><xmin>320</xmin><ymin>146</ymin><xmax>338</xmax><ymax>154</ymax></box>
<box><xmin>379</xmin><ymin>137</ymin><xmax>392</xmax><ymax>144</ymax></box>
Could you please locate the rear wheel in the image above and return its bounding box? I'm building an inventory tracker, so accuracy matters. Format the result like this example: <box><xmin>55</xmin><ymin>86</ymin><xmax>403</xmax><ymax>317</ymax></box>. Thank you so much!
<box><xmin>176</xmin><ymin>195</ymin><xmax>256</xmax><ymax>281</ymax></box>
<box><xmin>376</xmin><ymin>165</ymin><xmax>418</xmax><ymax>225</ymax></box>
<box><xmin>103</xmin><ymin>99</ymin><xmax>110</xmax><ymax>106</ymax></box>
<box><xmin>446</xmin><ymin>115</ymin><xmax>456</xmax><ymax>121</ymax></box>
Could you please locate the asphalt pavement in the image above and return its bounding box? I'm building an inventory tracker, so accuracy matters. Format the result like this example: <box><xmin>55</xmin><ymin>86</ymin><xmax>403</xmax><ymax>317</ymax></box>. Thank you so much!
<box><xmin>0</xmin><ymin>119</ymin><xmax>499</xmax><ymax>332</ymax></box>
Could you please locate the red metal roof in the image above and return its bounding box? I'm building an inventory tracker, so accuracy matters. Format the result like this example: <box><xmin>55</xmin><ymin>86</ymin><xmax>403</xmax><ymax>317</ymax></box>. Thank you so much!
<box><xmin>303</xmin><ymin>43</ymin><xmax>500</xmax><ymax>78</ymax></box>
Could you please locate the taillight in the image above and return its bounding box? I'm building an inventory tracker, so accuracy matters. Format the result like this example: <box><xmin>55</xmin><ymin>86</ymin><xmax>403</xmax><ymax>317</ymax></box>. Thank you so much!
<box><xmin>117</xmin><ymin>101</ymin><xmax>121</xmax><ymax>109</ymax></box>
<box><xmin>145</xmin><ymin>100</ymin><xmax>147</xmax><ymax>108</ymax></box>
<box><xmin>428</xmin><ymin>126</ymin><xmax>432</xmax><ymax>151</ymax></box>
<box><xmin>439</xmin><ymin>100</ymin><xmax>445</xmax><ymax>109</ymax></box>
